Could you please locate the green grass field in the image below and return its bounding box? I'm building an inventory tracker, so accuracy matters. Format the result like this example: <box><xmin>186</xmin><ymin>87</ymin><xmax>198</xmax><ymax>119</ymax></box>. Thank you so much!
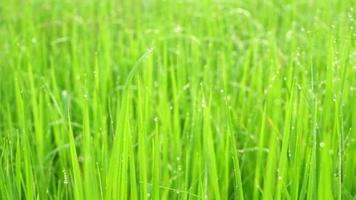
<box><xmin>0</xmin><ymin>0</ymin><xmax>355</xmax><ymax>199</ymax></box>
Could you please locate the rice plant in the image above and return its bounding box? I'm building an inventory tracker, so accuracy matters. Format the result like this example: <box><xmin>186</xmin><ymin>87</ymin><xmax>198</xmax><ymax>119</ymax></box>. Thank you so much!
<box><xmin>0</xmin><ymin>0</ymin><xmax>355</xmax><ymax>199</ymax></box>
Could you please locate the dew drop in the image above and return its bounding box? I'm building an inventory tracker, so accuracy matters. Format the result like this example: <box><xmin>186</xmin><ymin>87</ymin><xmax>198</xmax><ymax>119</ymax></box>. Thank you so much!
<box><xmin>319</xmin><ymin>142</ymin><xmax>325</xmax><ymax>148</ymax></box>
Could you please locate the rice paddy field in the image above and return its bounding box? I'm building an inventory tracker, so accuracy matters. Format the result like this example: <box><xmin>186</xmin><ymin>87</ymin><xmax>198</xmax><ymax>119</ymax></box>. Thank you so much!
<box><xmin>0</xmin><ymin>0</ymin><xmax>355</xmax><ymax>199</ymax></box>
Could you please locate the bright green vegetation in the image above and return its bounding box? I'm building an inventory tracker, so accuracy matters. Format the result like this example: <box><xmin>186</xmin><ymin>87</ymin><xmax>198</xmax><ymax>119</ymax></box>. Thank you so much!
<box><xmin>0</xmin><ymin>0</ymin><xmax>355</xmax><ymax>199</ymax></box>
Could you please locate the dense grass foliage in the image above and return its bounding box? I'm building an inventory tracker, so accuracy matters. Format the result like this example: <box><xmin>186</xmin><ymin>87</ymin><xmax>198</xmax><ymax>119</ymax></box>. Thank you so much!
<box><xmin>0</xmin><ymin>0</ymin><xmax>355</xmax><ymax>199</ymax></box>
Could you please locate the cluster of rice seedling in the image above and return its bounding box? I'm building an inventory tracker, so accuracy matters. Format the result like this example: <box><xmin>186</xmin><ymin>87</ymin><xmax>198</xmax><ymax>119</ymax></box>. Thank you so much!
<box><xmin>0</xmin><ymin>0</ymin><xmax>355</xmax><ymax>199</ymax></box>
